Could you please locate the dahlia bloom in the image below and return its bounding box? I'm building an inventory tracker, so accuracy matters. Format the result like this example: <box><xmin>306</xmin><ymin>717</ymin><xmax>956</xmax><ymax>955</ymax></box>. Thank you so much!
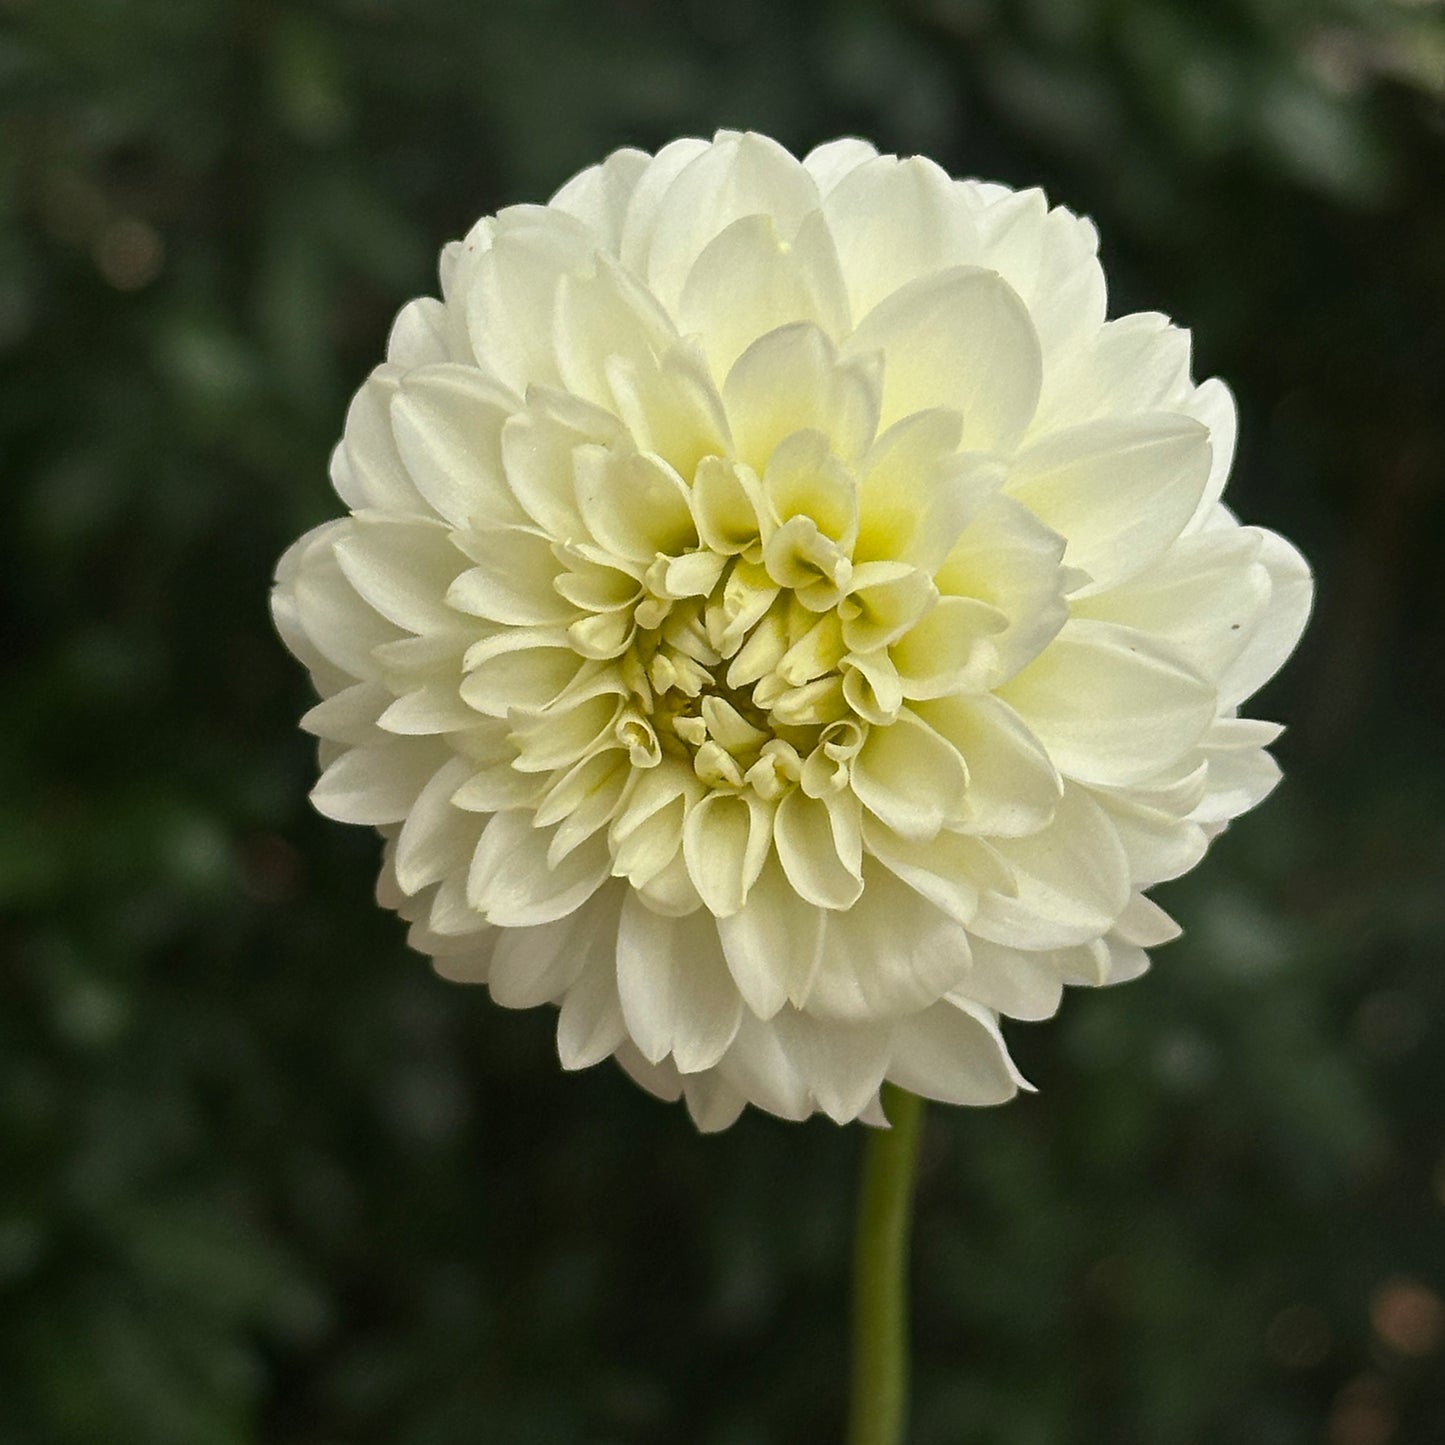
<box><xmin>272</xmin><ymin>132</ymin><xmax>1311</xmax><ymax>1130</ymax></box>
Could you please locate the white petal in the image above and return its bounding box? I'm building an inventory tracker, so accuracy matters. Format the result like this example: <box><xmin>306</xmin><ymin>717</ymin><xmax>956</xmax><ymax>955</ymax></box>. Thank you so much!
<box><xmin>1112</xmin><ymin>892</ymin><xmax>1181</xmax><ymax>948</ymax></box>
<box><xmin>681</xmin><ymin>1074</ymin><xmax>748</xmax><ymax>1133</ymax></box>
<box><xmin>1032</xmin><ymin>310</ymin><xmax>1193</xmax><ymax>433</ymax></box>
<box><xmin>933</xmin><ymin>494</ymin><xmax>1068</xmax><ymax>685</ymax></box>
<box><xmin>467</xmin><ymin>812</ymin><xmax>609</xmax><ymax>926</ymax></box>
<box><xmin>617</xmin><ymin>137</ymin><xmax>713</xmax><ymax>276</ymax></box>
<box><xmin>391</xmin><ymin>366</ymin><xmax>524</xmax><ymax>530</ymax></box>
<box><xmin>1192</xmin><ymin>746</ymin><xmax>1282</xmax><ymax>824</ymax></box>
<box><xmin>377</xmin><ymin>685</ymin><xmax>476</xmax><ymax>736</ymax></box>
<box><xmin>641</xmin><ymin>131</ymin><xmax>820</xmax><ymax>312</ymax></box>
<box><xmin>1007</xmin><ymin>413</ymin><xmax>1213</xmax><ymax>594</ymax></box>
<box><xmin>860</xmin><ymin>820</ymin><xmax>993</xmax><ymax>926</ymax></box>
<box><xmin>458</xmin><ymin>631</ymin><xmax>585</xmax><ymax>717</ymax></box>
<box><xmin>886</xmin><ymin>998</ymin><xmax>1026</xmax><ymax>1105</ymax></box>
<box><xmin>427</xmin><ymin>872</ymin><xmax>486</xmax><ymax>939</ymax></box>
<box><xmin>998</xmin><ymin>619</ymin><xmax>1216</xmax><ymax>787</ymax></box>
<box><xmin>613</xmin><ymin>1043</ymin><xmax>685</xmax><ymax>1103</ymax></box>
<box><xmin>970</xmin><ymin>187</ymin><xmax>1105</xmax><ymax>359</ymax></box>
<box><xmin>465</xmin><ymin>207</ymin><xmax>594</xmax><ymax>392</ymax></box>
<box><xmin>291</xmin><ymin>534</ymin><xmax>402</xmax><ymax>682</ymax></box>
<box><xmin>1182</xmin><ymin>377</ymin><xmax>1238</xmax><ymax>529</ymax></box>
<box><xmin>393</xmin><ymin>757</ymin><xmax>481</xmax><ymax>894</ymax></box>
<box><xmin>549</xmin><ymin>146</ymin><xmax>652</xmax><ymax>254</ymax></box>
<box><xmin>679</xmin><ymin>212</ymin><xmax>847</xmax><ymax>383</ymax></box>
<box><xmin>1217</xmin><ymin>529</ymin><xmax>1314</xmax><ymax>706</ymax></box>
<box><xmin>508</xmin><ymin>691</ymin><xmax>621</xmax><ymax>774</ymax></box>
<box><xmin>556</xmin><ymin>894</ymin><xmax>630</xmax><ymax>1069</ymax></box>
<box><xmin>802</xmin><ymin>137</ymin><xmax>881</xmax><ymax>196</ymax></box>
<box><xmin>499</xmin><ymin>407</ymin><xmax>610</xmax><ymax>541</ymax></box>
<box><xmin>387</xmin><ymin>297</ymin><xmax>455</xmax><ymax>367</ymax></box>
<box><xmin>487</xmin><ymin>907</ymin><xmax>592</xmax><ymax>1009</ymax></box>
<box><xmin>311</xmin><ymin>739</ymin><xmax>447</xmax><ymax>826</ymax></box>
<box><xmin>557</xmin><ymin>965</ymin><xmax>627</xmax><ymax>1069</ymax></box>
<box><xmin>610</xmin><ymin>762</ymin><xmax>700</xmax><ymax>887</ymax></box>
<box><xmin>427</xmin><ymin>931</ymin><xmax>495</xmax><ymax>983</ymax></box>
<box><xmin>333</xmin><ymin>366</ymin><xmax>429</xmax><ymax>513</ymax></box>
<box><xmin>805</xmin><ymin>863</ymin><xmax>973</xmax><ymax>1021</ymax></box>
<box><xmin>856</xmin><ymin>419</ymin><xmax>1005</xmax><ymax>574</ymax></box>
<box><xmin>844</xmin><ymin>266</ymin><xmax>1042</xmax><ymax>446</ymax></box>
<box><xmin>615</xmin><ymin>894</ymin><xmax>743</xmax><ymax>1072</ymax></box>
<box><xmin>717</xmin><ymin>857</ymin><xmax>827</xmax><ymax>1017</ymax></box>
<box><xmin>682</xmin><ymin>790</ymin><xmax>773</xmax><ymax>917</ymax></box>
<box><xmin>1092</xmin><ymin>783</ymin><xmax>1208</xmax><ymax>884</ymax></box>
<box><xmin>273</xmin><ymin>523</ymin><xmax>355</xmax><ymax>690</ymax></box>
<box><xmin>890</xmin><ymin>596</ymin><xmax>1008</xmax><ymax>699</ymax></box>
<box><xmin>773</xmin><ymin>787</ymin><xmax>863</xmax><ymax>909</ymax></box>
<box><xmin>714</xmin><ymin>1012</ymin><xmax>813</xmax><ymax>1120</ymax></box>
<box><xmin>445</xmin><ymin>526</ymin><xmax>573</xmax><ymax>627</ymax></box>
<box><xmin>771</xmin><ymin>1009</ymin><xmax>894</xmax><ymax>1124</ymax></box>
<box><xmin>605</xmin><ymin>344</ymin><xmax>731</xmax><ymax>480</ymax></box>
<box><xmin>1071</xmin><ymin>527</ymin><xmax>1271</xmax><ymax>681</ymax></box>
<box><xmin>971</xmin><ymin>784</ymin><xmax>1130</xmax><ymax>949</ymax></box>
<box><xmin>821</xmin><ymin>154</ymin><xmax>981</xmax><ymax>319</ymax></box>
<box><xmin>574</xmin><ymin>449</ymin><xmax>696</xmax><ymax>563</ymax></box>
<box><xmin>952</xmin><ymin>938</ymin><xmax>1063</xmax><ymax>1021</ymax></box>
<box><xmin>1096</xmin><ymin>937</ymin><xmax>1150</xmax><ymax>985</ymax></box>
<box><xmin>915</xmin><ymin>693</ymin><xmax>1062</xmax><ymax>836</ymax></box>
<box><xmin>333</xmin><ymin>516</ymin><xmax>465</xmax><ymax>636</ymax></box>
<box><xmin>723</xmin><ymin>323</ymin><xmax>880</xmax><ymax>473</ymax></box>
<box><xmin>851</xmin><ymin>709</ymin><xmax>967</xmax><ymax>841</ymax></box>
<box><xmin>301</xmin><ymin>680</ymin><xmax>390</xmax><ymax>746</ymax></box>
<box><xmin>552</xmin><ymin>252</ymin><xmax>677</xmax><ymax>408</ymax></box>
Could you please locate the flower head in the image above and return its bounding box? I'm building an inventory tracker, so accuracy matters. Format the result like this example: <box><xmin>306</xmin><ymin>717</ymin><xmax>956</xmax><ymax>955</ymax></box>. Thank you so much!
<box><xmin>273</xmin><ymin>132</ymin><xmax>1312</xmax><ymax>1129</ymax></box>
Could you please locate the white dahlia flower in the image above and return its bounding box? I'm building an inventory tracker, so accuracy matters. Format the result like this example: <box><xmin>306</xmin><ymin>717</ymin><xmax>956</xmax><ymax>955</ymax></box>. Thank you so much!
<box><xmin>273</xmin><ymin>132</ymin><xmax>1312</xmax><ymax>1130</ymax></box>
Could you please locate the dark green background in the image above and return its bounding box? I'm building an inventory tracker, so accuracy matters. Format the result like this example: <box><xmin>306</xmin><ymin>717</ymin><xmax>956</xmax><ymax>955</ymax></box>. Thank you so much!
<box><xmin>3</xmin><ymin>0</ymin><xmax>1443</xmax><ymax>1441</ymax></box>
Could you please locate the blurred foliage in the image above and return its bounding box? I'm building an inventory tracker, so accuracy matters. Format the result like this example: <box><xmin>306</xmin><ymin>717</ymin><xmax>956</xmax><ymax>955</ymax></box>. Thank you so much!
<box><xmin>1</xmin><ymin>0</ymin><xmax>1444</xmax><ymax>1441</ymax></box>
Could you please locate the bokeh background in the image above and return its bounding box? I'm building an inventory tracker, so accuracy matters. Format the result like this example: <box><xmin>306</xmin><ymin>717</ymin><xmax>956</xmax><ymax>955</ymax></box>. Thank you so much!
<box><xmin>3</xmin><ymin>0</ymin><xmax>1444</xmax><ymax>1441</ymax></box>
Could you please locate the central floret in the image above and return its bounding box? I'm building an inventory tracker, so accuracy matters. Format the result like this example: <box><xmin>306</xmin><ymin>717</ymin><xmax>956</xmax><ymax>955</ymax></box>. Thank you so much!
<box><xmin>547</xmin><ymin>421</ymin><xmax>951</xmax><ymax>835</ymax></box>
<box><xmin>625</xmin><ymin>555</ymin><xmax>864</xmax><ymax>798</ymax></box>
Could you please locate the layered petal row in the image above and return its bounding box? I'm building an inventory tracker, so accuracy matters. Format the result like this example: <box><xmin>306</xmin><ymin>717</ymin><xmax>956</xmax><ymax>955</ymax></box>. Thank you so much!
<box><xmin>273</xmin><ymin>132</ymin><xmax>1312</xmax><ymax>1129</ymax></box>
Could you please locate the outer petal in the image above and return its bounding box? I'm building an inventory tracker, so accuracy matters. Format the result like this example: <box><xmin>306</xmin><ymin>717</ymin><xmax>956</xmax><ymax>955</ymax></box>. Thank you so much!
<box><xmin>952</xmin><ymin>938</ymin><xmax>1064</xmax><ymax>1022</ymax></box>
<box><xmin>804</xmin><ymin>863</ymin><xmax>973</xmax><ymax>1021</ymax></box>
<box><xmin>717</xmin><ymin>858</ymin><xmax>827</xmax><ymax>1017</ymax></box>
<box><xmin>844</xmin><ymin>266</ymin><xmax>1043</xmax><ymax>446</ymax></box>
<box><xmin>641</xmin><ymin>131</ymin><xmax>820</xmax><ymax>312</ymax></box>
<box><xmin>771</xmin><ymin>1009</ymin><xmax>894</xmax><ymax>1124</ymax></box>
<box><xmin>467</xmin><ymin>812</ymin><xmax>610</xmax><ymax>926</ymax></box>
<box><xmin>464</xmin><ymin>207</ymin><xmax>595</xmax><ymax>392</ymax></box>
<box><xmin>312</xmin><ymin>739</ymin><xmax>449</xmax><ymax>826</ymax></box>
<box><xmin>548</xmin><ymin>147</ymin><xmax>652</xmax><ymax>255</ymax></box>
<box><xmin>885</xmin><ymin>998</ymin><xmax>1026</xmax><ymax>1106</ymax></box>
<box><xmin>971</xmin><ymin>784</ymin><xmax>1130</xmax><ymax>950</ymax></box>
<box><xmin>821</xmin><ymin>154</ymin><xmax>982</xmax><ymax>319</ymax></box>
<box><xmin>1217</xmin><ymin>529</ymin><xmax>1314</xmax><ymax>706</ymax></box>
<box><xmin>679</xmin><ymin>212</ymin><xmax>849</xmax><ymax>382</ymax></box>
<box><xmin>802</xmin><ymin>137</ymin><xmax>881</xmax><ymax>196</ymax></box>
<box><xmin>391</xmin><ymin>366</ymin><xmax>524</xmax><ymax>530</ymax></box>
<box><xmin>556</xmin><ymin>895</ymin><xmax>630</xmax><ymax>1070</ymax></box>
<box><xmin>1007</xmin><ymin>414</ymin><xmax>1213</xmax><ymax>595</ymax></box>
<box><xmin>998</xmin><ymin>619</ymin><xmax>1216</xmax><ymax>787</ymax></box>
<box><xmin>1071</xmin><ymin>527</ymin><xmax>1271</xmax><ymax>681</ymax></box>
<box><xmin>615</xmin><ymin>895</ymin><xmax>743</xmax><ymax>1072</ymax></box>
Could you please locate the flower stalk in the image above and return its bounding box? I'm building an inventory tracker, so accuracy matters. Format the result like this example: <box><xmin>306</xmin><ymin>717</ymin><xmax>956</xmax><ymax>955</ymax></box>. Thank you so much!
<box><xmin>847</xmin><ymin>1084</ymin><xmax>926</xmax><ymax>1445</ymax></box>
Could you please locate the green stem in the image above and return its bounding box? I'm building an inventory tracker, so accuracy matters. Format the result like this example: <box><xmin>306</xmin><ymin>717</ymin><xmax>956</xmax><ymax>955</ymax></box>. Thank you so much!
<box><xmin>847</xmin><ymin>1083</ymin><xmax>927</xmax><ymax>1445</ymax></box>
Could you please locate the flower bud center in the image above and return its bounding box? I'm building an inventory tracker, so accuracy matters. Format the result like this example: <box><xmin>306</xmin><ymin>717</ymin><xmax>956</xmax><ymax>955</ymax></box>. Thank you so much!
<box><xmin>631</xmin><ymin>552</ymin><xmax>857</xmax><ymax>795</ymax></box>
